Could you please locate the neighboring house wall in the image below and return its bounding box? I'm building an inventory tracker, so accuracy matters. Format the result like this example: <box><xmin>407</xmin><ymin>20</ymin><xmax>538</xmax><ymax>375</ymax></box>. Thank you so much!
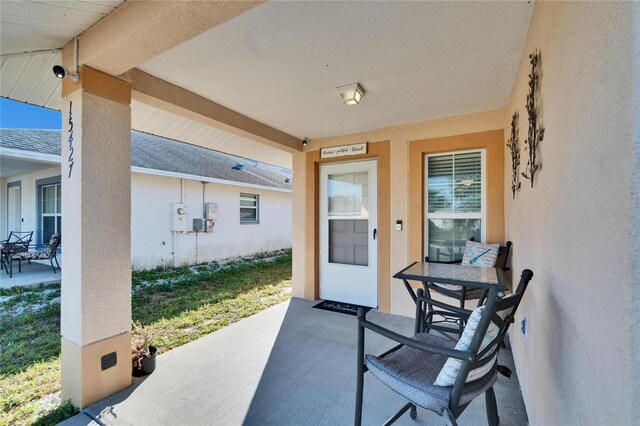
<box><xmin>503</xmin><ymin>2</ymin><xmax>635</xmax><ymax>425</ymax></box>
<box><xmin>0</xmin><ymin>178</ymin><xmax>6</xmax><ymax>240</ymax></box>
<box><xmin>4</xmin><ymin>166</ymin><xmax>60</xmax><ymax>244</ymax></box>
<box><xmin>3</xmin><ymin>167</ymin><xmax>292</xmax><ymax>269</ymax></box>
<box><xmin>130</xmin><ymin>173</ymin><xmax>292</xmax><ymax>270</ymax></box>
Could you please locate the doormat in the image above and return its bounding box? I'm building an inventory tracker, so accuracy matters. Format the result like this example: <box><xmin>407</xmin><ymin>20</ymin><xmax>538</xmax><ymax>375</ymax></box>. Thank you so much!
<box><xmin>312</xmin><ymin>300</ymin><xmax>372</xmax><ymax>317</ymax></box>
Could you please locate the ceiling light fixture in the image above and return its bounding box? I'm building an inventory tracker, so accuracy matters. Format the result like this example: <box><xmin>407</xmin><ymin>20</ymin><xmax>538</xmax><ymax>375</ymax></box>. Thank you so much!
<box><xmin>337</xmin><ymin>82</ymin><xmax>365</xmax><ymax>106</ymax></box>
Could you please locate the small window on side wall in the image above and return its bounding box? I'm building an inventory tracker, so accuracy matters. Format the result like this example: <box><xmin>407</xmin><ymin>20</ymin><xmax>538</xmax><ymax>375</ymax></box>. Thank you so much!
<box><xmin>240</xmin><ymin>193</ymin><xmax>259</xmax><ymax>224</ymax></box>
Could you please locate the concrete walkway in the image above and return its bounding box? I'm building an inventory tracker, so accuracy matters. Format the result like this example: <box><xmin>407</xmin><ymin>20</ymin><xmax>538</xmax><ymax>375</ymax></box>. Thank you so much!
<box><xmin>63</xmin><ymin>298</ymin><xmax>528</xmax><ymax>426</ymax></box>
<box><xmin>0</xmin><ymin>260</ymin><xmax>61</xmax><ymax>289</ymax></box>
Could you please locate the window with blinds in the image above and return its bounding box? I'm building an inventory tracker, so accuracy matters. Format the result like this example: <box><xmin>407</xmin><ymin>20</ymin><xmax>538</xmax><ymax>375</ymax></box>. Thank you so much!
<box><xmin>425</xmin><ymin>151</ymin><xmax>484</xmax><ymax>261</ymax></box>
<box><xmin>240</xmin><ymin>193</ymin><xmax>259</xmax><ymax>223</ymax></box>
<box><xmin>42</xmin><ymin>183</ymin><xmax>61</xmax><ymax>244</ymax></box>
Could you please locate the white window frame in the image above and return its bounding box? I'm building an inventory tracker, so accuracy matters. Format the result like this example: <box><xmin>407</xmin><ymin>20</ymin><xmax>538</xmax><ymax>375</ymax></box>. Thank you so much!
<box><xmin>41</xmin><ymin>183</ymin><xmax>62</xmax><ymax>243</ymax></box>
<box><xmin>240</xmin><ymin>193</ymin><xmax>259</xmax><ymax>224</ymax></box>
<box><xmin>423</xmin><ymin>149</ymin><xmax>486</xmax><ymax>256</ymax></box>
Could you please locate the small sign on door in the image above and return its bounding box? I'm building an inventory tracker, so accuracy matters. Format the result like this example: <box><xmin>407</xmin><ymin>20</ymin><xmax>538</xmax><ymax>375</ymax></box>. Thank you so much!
<box><xmin>320</xmin><ymin>143</ymin><xmax>367</xmax><ymax>159</ymax></box>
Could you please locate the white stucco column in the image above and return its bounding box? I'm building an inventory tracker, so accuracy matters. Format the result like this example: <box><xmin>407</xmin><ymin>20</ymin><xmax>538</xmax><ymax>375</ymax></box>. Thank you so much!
<box><xmin>291</xmin><ymin>151</ymin><xmax>307</xmax><ymax>299</ymax></box>
<box><xmin>59</xmin><ymin>66</ymin><xmax>132</xmax><ymax>408</ymax></box>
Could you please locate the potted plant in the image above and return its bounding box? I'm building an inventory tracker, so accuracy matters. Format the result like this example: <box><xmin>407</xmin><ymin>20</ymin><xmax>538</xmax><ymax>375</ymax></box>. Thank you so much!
<box><xmin>131</xmin><ymin>321</ymin><xmax>157</xmax><ymax>377</ymax></box>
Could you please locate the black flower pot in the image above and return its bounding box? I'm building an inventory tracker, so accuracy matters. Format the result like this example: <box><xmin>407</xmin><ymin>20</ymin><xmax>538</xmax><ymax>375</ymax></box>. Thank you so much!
<box><xmin>133</xmin><ymin>345</ymin><xmax>157</xmax><ymax>377</ymax></box>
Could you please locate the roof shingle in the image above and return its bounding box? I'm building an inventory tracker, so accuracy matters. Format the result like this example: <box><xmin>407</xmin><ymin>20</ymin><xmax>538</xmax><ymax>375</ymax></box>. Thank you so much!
<box><xmin>0</xmin><ymin>128</ymin><xmax>292</xmax><ymax>190</ymax></box>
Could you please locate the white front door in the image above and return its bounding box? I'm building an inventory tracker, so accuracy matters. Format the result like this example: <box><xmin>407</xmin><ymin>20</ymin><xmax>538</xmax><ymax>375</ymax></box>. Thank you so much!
<box><xmin>7</xmin><ymin>185</ymin><xmax>21</xmax><ymax>233</ymax></box>
<box><xmin>320</xmin><ymin>160</ymin><xmax>378</xmax><ymax>307</ymax></box>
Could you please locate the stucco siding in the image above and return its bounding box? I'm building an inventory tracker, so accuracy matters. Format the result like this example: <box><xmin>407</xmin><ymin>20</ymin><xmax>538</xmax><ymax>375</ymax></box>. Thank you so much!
<box><xmin>130</xmin><ymin>173</ymin><xmax>292</xmax><ymax>270</ymax></box>
<box><xmin>0</xmin><ymin>177</ymin><xmax>6</xmax><ymax>240</ymax></box>
<box><xmin>504</xmin><ymin>2</ymin><xmax>635</xmax><ymax>424</ymax></box>
<box><xmin>632</xmin><ymin>3</ymin><xmax>640</xmax><ymax>420</ymax></box>
<box><xmin>294</xmin><ymin>109</ymin><xmax>506</xmax><ymax>314</ymax></box>
<box><xmin>2</xmin><ymin>168</ymin><xmax>291</xmax><ymax>270</ymax></box>
<box><xmin>4</xmin><ymin>166</ymin><xmax>61</xmax><ymax>243</ymax></box>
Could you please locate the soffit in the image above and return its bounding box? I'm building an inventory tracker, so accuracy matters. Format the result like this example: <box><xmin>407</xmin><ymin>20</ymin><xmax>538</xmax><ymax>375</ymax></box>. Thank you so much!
<box><xmin>0</xmin><ymin>0</ymin><xmax>122</xmax><ymax>55</ymax></box>
<box><xmin>0</xmin><ymin>0</ymin><xmax>292</xmax><ymax>168</ymax></box>
<box><xmin>0</xmin><ymin>54</ymin><xmax>292</xmax><ymax>168</ymax></box>
<box><xmin>131</xmin><ymin>101</ymin><xmax>292</xmax><ymax>169</ymax></box>
<box><xmin>0</xmin><ymin>156</ymin><xmax>56</xmax><ymax>178</ymax></box>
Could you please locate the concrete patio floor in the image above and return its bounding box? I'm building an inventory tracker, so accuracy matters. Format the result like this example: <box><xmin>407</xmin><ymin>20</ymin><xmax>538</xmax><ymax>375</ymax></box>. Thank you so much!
<box><xmin>62</xmin><ymin>298</ymin><xmax>528</xmax><ymax>426</ymax></box>
<box><xmin>0</xmin><ymin>260</ymin><xmax>61</xmax><ymax>289</ymax></box>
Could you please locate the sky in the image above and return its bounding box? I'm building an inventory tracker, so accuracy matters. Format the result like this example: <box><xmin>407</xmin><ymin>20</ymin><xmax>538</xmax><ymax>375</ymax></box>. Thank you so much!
<box><xmin>0</xmin><ymin>98</ymin><xmax>61</xmax><ymax>129</ymax></box>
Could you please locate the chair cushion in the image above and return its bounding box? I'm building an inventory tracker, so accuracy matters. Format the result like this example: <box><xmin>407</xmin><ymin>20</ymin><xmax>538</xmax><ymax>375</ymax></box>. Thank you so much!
<box><xmin>11</xmin><ymin>251</ymin><xmax>53</xmax><ymax>260</ymax></box>
<box><xmin>365</xmin><ymin>332</ymin><xmax>497</xmax><ymax>416</ymax></box>
<box><xmin>433</xmin><ymin>306</ymin><xmax>496</xmax><ymax>386</ymax></box>
<box><xmin>46</xmin><ymin>234</ymin><xmax>61</xmax><ymax>257</ymax></box>
<box><xmin>2</xmin><ymin>245</ymin><xmax>28</xmax><ymax>255</ymax></box>
<box><xmin>434</xmin><ymin>241</ymin><xmax>500</xmax><ymax>291</ymax></box>
<box><xmin>461</xmin><ymin>241</ymin><xmax>499</xmax><ymax>267</ymax></box>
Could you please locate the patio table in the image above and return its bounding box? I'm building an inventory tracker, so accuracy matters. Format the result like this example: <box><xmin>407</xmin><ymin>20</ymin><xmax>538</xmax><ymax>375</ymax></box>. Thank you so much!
<box><xmin>393</xmin><ymin>262</ymin><xmax>508</xmax><ymax>337</ymax></box>
<box><xmin>393</xmin><ymin>261</ymin><xmax>508</xmax><ymax>304</ymax></box>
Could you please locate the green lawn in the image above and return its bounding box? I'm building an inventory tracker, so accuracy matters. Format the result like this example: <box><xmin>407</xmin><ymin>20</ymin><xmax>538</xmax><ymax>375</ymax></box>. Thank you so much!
<box><xmin>0</xmin><ymin>250</ymin><xmax>292</xmax><ymax>426</ymax></box>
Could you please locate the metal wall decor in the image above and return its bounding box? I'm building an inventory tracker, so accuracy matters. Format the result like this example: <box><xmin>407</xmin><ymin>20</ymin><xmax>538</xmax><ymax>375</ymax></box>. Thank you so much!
<box><xmin>521</xmin><ymin>50</ymin><xmax>544</xmax><ymax>187</ymax></box>
<box><xmin>507</xmin><ymin>111</ymin><xmax>521</xmax><ymax>198</ymax></box>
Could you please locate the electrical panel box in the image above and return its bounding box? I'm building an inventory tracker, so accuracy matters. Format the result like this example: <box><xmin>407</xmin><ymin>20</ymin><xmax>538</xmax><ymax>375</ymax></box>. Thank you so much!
<box><xmin>205</xmin><ymin>203</ymin><xmax>218</xmax><ymax>221</ymax></box>
<box><xmin>193</xmin><ymin>218</ymin><xmax>205</xmax><ymax>232</ymax></box>
<box><xmin>172</xmin><ymin>203</ymin><xmax>188</xmax><ymax>232</ymax></box>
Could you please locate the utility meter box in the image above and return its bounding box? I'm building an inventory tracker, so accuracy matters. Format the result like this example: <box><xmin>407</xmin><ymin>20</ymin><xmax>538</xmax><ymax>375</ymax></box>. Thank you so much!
<box><xmin>172</xmin><ymin>203</ymin><xmax>188</xmax><ymax>232</ymax></box>
<box><xmin>193</xmin><ymin>218</ymin><xmax>205</xmax><ymax>232</ymax></box>
<box><xmin>205</xmin><ymin>203</ymin><xmax>218</xmax><ymax>221</ymax></box>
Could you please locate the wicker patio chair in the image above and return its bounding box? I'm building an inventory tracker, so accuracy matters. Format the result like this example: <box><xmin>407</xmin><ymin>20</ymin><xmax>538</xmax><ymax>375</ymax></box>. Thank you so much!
<box><xmin>354</xmin><ymin>269</ymin><xmax>533</xmax><ymax>426</ymax></box>
<box><xmin>9</xmin><ymin>233</ymin><xmax>60</xmax><ymax>278</ymax></box>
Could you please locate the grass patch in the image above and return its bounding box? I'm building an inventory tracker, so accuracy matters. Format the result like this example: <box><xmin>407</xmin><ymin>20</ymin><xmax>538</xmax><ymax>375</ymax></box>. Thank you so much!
<box><xmin>0</xmin><ymin>250</ymin><xmax>292</xmax><ymax>426</ymax></box>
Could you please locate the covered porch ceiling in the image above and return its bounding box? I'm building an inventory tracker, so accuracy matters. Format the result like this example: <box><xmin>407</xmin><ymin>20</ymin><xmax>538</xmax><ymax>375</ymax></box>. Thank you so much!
<box><xmin>1</xmin><ymin>1</ymin><xmax>534</xmax><ymax>169</ymax></box>
<box><xmin>0</xmin><ymin>154</ymin><xmax>57</xmax><ymax>178</ymax></box>
<box><xmin>140</xmin><ymin>1</ymin><xmax>534</xmax><ymax>139</ymax></box>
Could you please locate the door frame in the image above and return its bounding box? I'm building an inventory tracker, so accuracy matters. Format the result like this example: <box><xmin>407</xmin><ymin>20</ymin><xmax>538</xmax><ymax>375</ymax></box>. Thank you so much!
<box><xmin>6</xmin><ymin>181</ymin><xmax>21</xmax><ymax>235</ymax></box>
<box><xmin>304</xmin><ymin>140</ymin><xmax>391</xmax><ymax>312</ymax></box>
<box><xmin>319</xmin><ymin>159</ymin><xmax>378</xmax><ymax>307</ymax></box>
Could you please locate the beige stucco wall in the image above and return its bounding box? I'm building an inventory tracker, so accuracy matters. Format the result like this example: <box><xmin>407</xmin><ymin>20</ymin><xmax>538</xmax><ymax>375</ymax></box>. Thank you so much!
<box><xmin>504</xmin><ymin>2</ymin><xmax>637</xmax><ymax>424</ymax></box>
<box><xmin>293</xmin><ymin>109</ymin><xmax>506</xmax><ymax>314</ymax></box>
<box><xmin>60</xmin><ymin>89</ymin><xmax>132</xmax><ymax>347</ymax></box>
